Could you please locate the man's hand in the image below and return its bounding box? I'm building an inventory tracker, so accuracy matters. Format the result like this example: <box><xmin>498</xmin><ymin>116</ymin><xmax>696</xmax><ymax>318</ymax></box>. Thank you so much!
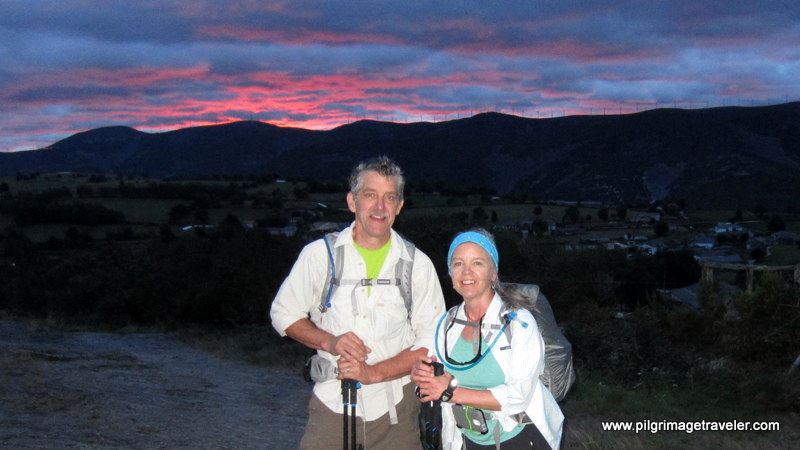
<box><xmin>328</xmin><ymin>331</ymin><xmax>371</xmax><ymax>361</ymax></box>
<box><xmin>333</xmin><ymin>332</ymin><xmax>373</xmax><ymax>383</ymax></box>
<box><xmin>337</xmin><ymin>355</ymin><xmax>375</xmax><ymax>384</ymax></box>
<box><xmin>284</xmin><ymin>320</ymin><xmax>371</xmax><ymax>361</ymax></box>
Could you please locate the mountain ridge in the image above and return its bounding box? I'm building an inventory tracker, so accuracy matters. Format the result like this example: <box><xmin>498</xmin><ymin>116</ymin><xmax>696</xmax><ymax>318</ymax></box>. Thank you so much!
<box><xmin>3</xmin><ymin>103</ymin><xmax>799</xmax><ymax>209</ymax></box>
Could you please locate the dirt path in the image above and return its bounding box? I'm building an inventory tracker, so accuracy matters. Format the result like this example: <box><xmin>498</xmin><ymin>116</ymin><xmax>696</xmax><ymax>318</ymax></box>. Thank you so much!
<box><xmin>0</xmin><ymin>320</ymin><xmax>311</xmax><ymax>449</ymax></box>
<box><xmin>3</xmin><ymin>319</ymin><xmax>797</xmax><ymax>449</ymax></box>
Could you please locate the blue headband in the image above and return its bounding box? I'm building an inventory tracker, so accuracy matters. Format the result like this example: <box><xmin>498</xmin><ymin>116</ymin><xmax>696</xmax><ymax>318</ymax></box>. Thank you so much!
<box><xmin>447</xmin><ymin>231</ymin><xmax>499</xmax><ymax>273</ymax></box>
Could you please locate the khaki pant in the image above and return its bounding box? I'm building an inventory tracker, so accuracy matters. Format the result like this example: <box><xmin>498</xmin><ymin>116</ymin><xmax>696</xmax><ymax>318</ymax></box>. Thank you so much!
<box><xmin>299</xmin><ymin>382</ymin><xmax>422</xmax><ymax>450</ymax></box>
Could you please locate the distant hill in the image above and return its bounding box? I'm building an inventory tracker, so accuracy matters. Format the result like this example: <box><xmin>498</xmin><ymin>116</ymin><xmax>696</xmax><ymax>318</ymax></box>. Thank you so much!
<box><xmin>3</xmin><ymin>103</ymin><xmax>800</xmax><ymax>209</ymax></box>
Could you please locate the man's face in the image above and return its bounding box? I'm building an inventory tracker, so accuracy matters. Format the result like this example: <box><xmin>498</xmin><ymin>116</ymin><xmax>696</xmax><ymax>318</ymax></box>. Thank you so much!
<box><xmin>346</xmin><ymin>170</ymin><xmax>404</xmax><ymax>249</ymax></box>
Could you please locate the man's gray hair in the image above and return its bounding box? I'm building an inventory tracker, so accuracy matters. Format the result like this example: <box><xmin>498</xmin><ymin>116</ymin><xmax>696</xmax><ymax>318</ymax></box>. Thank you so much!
<box><xmin>348</xmin><ymin>155</ymin><xmax>405</xmax><ymax>200</ymax></box>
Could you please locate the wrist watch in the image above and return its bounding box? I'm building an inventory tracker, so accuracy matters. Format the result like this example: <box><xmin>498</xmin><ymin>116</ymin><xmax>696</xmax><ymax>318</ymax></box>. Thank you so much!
<box><xmin>440</xmin><ymin>375</ymin><xmax>458</xmax><ymax>402</ymax></box>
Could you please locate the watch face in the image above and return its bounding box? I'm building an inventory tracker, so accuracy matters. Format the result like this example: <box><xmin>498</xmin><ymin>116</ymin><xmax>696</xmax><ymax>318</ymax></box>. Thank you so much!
<box><xmin>441</xmin><ymin>376</ymin><xmax>457</xmax><ymax>402</ymax></box>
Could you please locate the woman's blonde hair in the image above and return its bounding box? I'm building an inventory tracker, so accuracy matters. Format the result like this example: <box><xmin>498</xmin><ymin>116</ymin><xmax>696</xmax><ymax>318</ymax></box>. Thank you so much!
<box><xmin>457</xmin><ymin>227</ymin><xmax>532</xmax><ymax>310</ymax></box>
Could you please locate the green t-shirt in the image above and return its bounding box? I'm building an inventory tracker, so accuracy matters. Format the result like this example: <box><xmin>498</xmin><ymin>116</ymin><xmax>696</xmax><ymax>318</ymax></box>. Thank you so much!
<box><xmin>450</xmin><ymin>334</ymin><xmax>524</xmax><ymax>445</ymax></box>
<box><xmin>353</xmin><ymin>240</ymin><xmax>391</xmax><ymax>295</ymax></box>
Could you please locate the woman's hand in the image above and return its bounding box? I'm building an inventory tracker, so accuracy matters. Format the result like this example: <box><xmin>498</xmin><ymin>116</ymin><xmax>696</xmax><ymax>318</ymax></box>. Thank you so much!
<box><xmin>411</xmin><ymin>355</ymin><xmax>449</xmax><ymax>402</ymax></box>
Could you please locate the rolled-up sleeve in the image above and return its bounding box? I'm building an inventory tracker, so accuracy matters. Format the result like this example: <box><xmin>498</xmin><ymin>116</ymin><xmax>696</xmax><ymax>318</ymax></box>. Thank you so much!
<box><xmin>270</xmin><ymin>241</ymin><xmax>326</xmax><ymax>336</ymax></box>
<box><xmin>488</xmin><ymin>310</ymin><xmax>544</xmax><ymax>422</ymax></box>
<box><xmin>407</xmin><ymin>250</ymin><xmax>445</xmax><ymax>351</ymax></box>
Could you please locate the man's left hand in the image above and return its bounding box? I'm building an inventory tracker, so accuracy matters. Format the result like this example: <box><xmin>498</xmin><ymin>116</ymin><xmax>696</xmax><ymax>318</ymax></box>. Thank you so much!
<box><xmin>337</xmin><ymin>356</ymin><xmax>375</xmax><ymax>384</ymax></box>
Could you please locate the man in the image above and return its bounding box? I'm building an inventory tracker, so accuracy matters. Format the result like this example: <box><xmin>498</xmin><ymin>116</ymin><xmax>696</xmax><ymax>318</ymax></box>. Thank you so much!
<box><xmin>271</xmin><ymin>156</ymin><xmax>445</xmax><ymax>449</ymax></box>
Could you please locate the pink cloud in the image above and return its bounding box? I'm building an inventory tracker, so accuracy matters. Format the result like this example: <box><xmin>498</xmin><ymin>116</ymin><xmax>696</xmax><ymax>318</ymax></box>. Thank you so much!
<box><xmin>195</xmin><ymin>24</ymin><xmax>402</xmax><ymax>47</ymax></box>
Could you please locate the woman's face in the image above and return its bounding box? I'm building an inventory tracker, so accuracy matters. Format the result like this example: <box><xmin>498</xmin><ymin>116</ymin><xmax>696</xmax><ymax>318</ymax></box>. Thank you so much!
<box><xmin>449</xmin><ymin>242</ymin><xmax>497</xmax><ymax>302</ymax></box>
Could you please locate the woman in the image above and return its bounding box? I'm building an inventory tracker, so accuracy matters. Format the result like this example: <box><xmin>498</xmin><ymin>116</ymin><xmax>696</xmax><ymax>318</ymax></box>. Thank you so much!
<box><xmin>412</xmin><ymin>229</ymin><xmax>564</xmax><ymax>449</ymax></box>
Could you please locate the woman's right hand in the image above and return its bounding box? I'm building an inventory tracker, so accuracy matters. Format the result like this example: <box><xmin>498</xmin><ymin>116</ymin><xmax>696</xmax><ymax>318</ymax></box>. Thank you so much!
<box><xmin>412</xmin><ymin>355</ymin><xmax>446</xmax><ymax>402</ymax></box>
<box><xmin>412</xmin><ymin>355</ymin><xmax>434</xmax><ymax>380</ymax></box>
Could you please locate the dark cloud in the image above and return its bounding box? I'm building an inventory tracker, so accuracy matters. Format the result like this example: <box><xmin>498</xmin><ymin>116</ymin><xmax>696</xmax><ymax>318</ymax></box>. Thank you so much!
<box><xmin>1</xmin><ymin>0</ymin><xmax>799</xmax><ymax>151</ymax></box>
<box><xmin>0</xmin><ymin>1</ymin><xmax>195</xmax><ymax>44</ymax></box>
<box><xmin>10</xmin><ymin>85</ymin><xmax>135</xmax><ymax>103</ymax></box>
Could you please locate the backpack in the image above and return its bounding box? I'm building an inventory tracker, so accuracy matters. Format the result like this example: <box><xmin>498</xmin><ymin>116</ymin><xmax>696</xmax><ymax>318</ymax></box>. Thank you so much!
<box><xmin>439</xmin><ymin>282</ymin><xmax>576</xmax><ymax>402</ymax></box>
<box><xmin>502</xmin><ymin>283</ymin><xmax>575</xmax><ymax>402</ymax></box>
<box><xmin>318</xmin><ymin>231</ymin><xmax>416</xmax><ymax>319</ymax></box>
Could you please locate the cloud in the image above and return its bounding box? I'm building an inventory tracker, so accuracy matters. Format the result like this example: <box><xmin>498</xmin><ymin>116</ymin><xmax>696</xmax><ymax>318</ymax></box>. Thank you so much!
<box><xmin>1</xmin><ymin>0</ymin><xmax>799</xmax><ymax>151</ymax></box>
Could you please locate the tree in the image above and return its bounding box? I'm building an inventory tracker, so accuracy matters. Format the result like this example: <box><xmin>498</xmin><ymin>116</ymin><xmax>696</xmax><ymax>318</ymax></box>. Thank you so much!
<box><xmin>666</xmin><ymin>202</ymin><xmax>681</xmax><ymax>217</ymax></box>
<box><xmin>293</xmin><ymin>185</ymin><xmax>309</xmax><ymax>199</ymax></box>
<box><xmin>653</xmin><ymin>221</ymin><xmax>669</xmax><ymax>237</ymax></box>
<box><xmin>768</xmin><ymin>214</ymin><xmax>786</xmax><ymax>233</ymax></box>
<box><xmin>64</xmin><ymin>227</ymin><xmax>92</xmax><ymax>248</ymax></box>
<box><xmin>451</xmin><ymin>211</ymin><xmax>469</xmax><ymax>225</ymax></box>
<box><xmin>169</xmin><ymin>204</ymin><xmax>191</xmax><ymax>223</ymax></box>
<box><xmin>193</xmin><ymin>209</ymin><xmax>210</xmax><ymax>223</ymax></box>
<box><xmin>533</xmin><ymin>205</ymin><xmax>543</xmax><ymax>216</ymax></box>
<box><xmin>616</xmin><ymin>204</ymin><xmax>628</xmax><ymax>220</ymax></box>
<box><xmin>472</xmin><ymin>207</ymin><xmax>489</xmax><ymax>224</ymax></box>
<box><xmin>159</xmin><ymin>224</ymin><xmax>175</xmax><ymax>243</ymax></box>
<box><xmin>749</xmin><ymin>247</ymin><xmax>766</xmax><ymax>261</ymax></box>
<box><xmin>532</xmin><ymin>219</ymin><xmax>549</xmax><ymax>234</ymax></box>
<box><xmin>219</xmin><ymin>213</ymin><xmax>244</xmax><ymax>238</ymax></box>
<box><xmin>107</xmin><ymin>225</ymin><xmax>135</xmax><ymax>241</ymax></box>
<box><xmin>597</xmin><ymin>207</ymin><xmax>609</xmax><ymax>221</ymax></box>
<box><xmin>563</xmin><ymin>205</ymin><xmax>580</xmax><ymax>224</ymax></box>
<box><xmin>753</xmin><ymin>203</ymin><xmax>768</xmax><ymax>219</ymax></box>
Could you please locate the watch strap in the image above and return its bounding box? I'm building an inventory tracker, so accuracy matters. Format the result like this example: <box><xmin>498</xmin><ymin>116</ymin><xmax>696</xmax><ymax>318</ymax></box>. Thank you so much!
<box><xmin>440</xmin><ymin>376</ymin><xmax>457</xmax><ymax>402</ymax></box>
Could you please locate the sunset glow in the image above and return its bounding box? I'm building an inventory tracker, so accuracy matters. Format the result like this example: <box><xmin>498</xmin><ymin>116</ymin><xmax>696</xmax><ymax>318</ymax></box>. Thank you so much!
<box><xmin>2</xmin><ymin>0</ymin><xmax>799</xmax><ymax>152</ymax></box>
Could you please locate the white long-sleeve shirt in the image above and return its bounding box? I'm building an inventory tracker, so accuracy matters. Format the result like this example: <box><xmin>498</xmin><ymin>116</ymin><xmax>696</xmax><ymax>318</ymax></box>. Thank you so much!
<box><xmin>436</xmin><ymin>293</ymin><xmax>564</xmax><ymax>449</ymax></box>
<box><xmin>271</xmin><ymin>224</ymin><xmax>445</xmax><ymax>420</ymax></box>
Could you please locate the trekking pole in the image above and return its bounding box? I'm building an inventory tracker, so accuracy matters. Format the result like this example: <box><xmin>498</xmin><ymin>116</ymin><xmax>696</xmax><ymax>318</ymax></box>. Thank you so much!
<box><xmin>428</xmin><ymin>363</ymin><xmax>444</xmax><ymax>450</ymax></box>
<box><xmin>342</xmin><ymin>379</ymin><xmax>350</xmax><ymax>450</ymax></box>
<box><xmin>342</xmin><ymin>379</ymin><xmax>361</xmax><ymax>450</ymax></box>
<box><xmin>418</xmin><ymin>361</ymin><xmax>444</xmax><ymax>449</ymax></box>
<box><xmin>350</xmin><ymin>381</ymin><xmax>357</xmax><ymax>450</ymax></box>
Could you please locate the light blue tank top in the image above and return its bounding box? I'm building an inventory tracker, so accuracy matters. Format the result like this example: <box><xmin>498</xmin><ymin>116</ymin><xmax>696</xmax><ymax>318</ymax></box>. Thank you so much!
<box><xmin>450</xmin><ymin>334</ymin><xmax>524</xmax><ymax>445</ymax></box>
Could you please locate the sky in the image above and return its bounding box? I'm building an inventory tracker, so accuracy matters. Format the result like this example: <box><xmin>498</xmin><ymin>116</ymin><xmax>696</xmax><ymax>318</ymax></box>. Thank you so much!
<box><xmin>2</xmin><ymin>0</ymin><xmax>799</xmax><ymax>152</ymax></box>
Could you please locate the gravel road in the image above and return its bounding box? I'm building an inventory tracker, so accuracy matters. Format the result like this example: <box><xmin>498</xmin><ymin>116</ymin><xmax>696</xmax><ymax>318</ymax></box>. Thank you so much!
<box><xmin>0</xmin><ymin>320</ymin><xmax>311</xmax><ymax>449</ymax></box>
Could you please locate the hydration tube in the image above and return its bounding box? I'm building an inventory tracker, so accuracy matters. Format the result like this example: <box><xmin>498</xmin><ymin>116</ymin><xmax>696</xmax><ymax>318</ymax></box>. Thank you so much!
<box><xmin>433</xmin><ymin>309</ymin><xmax>518</xmax><ymax>371</ymax></box>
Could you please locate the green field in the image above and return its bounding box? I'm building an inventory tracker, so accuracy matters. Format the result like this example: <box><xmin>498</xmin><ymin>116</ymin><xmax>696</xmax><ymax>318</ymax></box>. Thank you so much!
<box><xmin>4</xmin><ymin>173</ymin><xmax>800</xmax><ymax>251</ymax></box>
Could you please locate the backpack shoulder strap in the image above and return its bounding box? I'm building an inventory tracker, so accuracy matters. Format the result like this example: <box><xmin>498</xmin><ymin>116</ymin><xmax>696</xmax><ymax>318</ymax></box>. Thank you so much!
<box><xmin>395</xmin><ymin>235</ymin><xmax>416</xmax><ymax>320</ymax></box>
<box><xmin>319</xmin><ymin>232</ymin><xmax>342</xmax><ymax>313</ymax></box>
<box><xmin>499</xmin><ymin>303</ymin><xmax>514</xmax><ymax>343</ymax></box>
<box><xmin>320</xmin><ymin>232</ymin><xmax>417</xmax><ymax>318</ymax></box>
<box><xmin>497</xmin><ymin>283</ymin><xmax>540</xmax><ymax>343</ymax></box>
